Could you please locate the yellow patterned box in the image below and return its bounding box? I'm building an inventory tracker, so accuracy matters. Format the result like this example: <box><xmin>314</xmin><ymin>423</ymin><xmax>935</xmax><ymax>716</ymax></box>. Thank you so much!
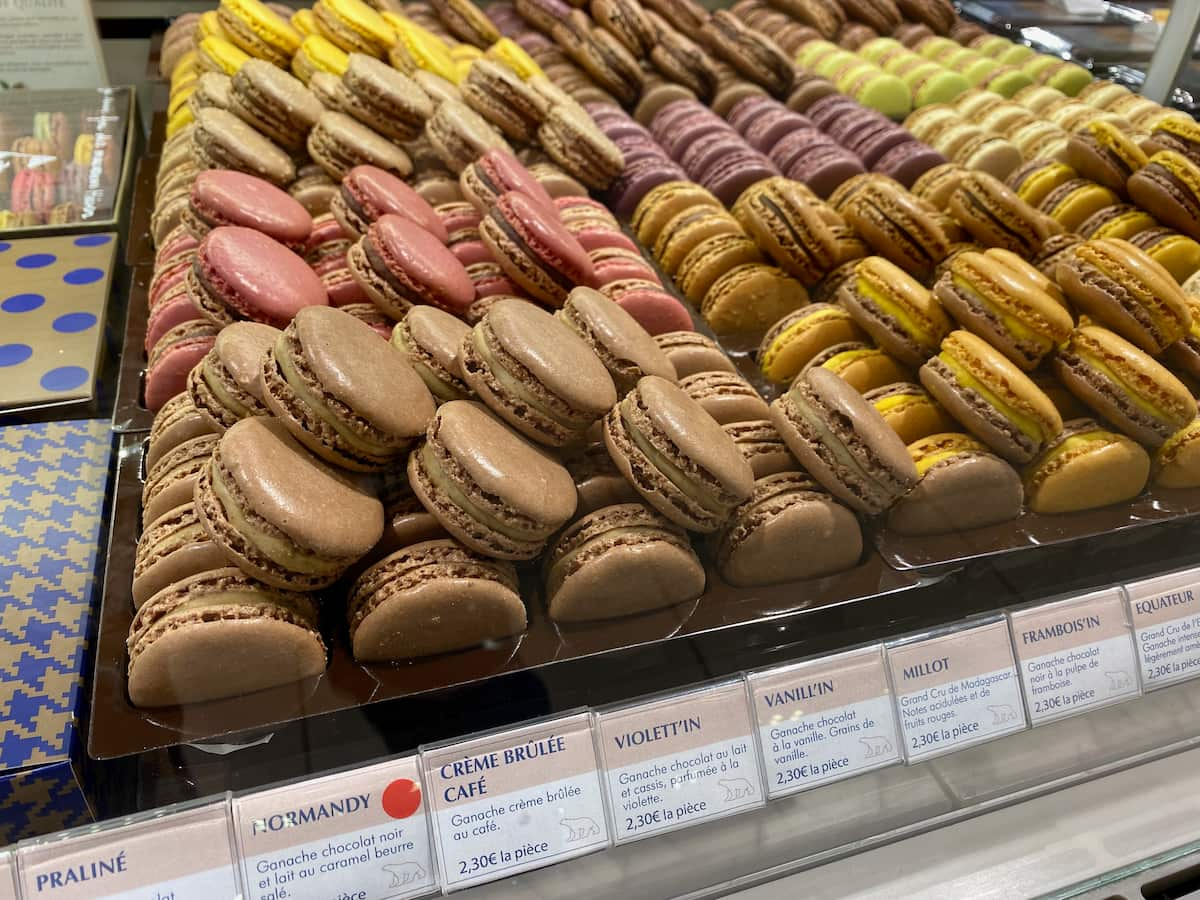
<box><xmin>0</xmin><ymin>420</ymin><xmax>111</xmax><ymax>844</ymax></box>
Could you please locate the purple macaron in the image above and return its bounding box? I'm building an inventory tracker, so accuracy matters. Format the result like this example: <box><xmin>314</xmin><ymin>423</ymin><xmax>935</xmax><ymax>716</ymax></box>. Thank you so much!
<box><xmin>607</xmin><ymin>156</ymin><xmax>689</xmax><ymax>218</ymax></box>
<box><xmin>807</xmin><ymin>95</ymin><xmax>864</xmax><ymax>131</ymax></box>
<box><xmin>703</xmin><ymin>149</ymin><xmax>780</xmax><ymax>206</ymax></box>
<box><xmin>843</xmin><ymin>121</ymin><xmax>916</xmax><ymax>168</ymax></box>
<box><xmin>873</xmin><ymin>142</ymin><xmax>948</xmax><ymax>188</ymax></box>
<box><xmin>787</xmin><ymin>145</ymin><xmax>867</xmax><ymax>198</ymax></box>
<box><xmin>728</xmin><ymin>94</ymin><xmax>784</xmax><ymax>135</ymax></box>
<box><xmin>744</xmin><ymin>108</ymin><xmax>818</xmax><ymax>154</ymax></box>
<box><xmin>770</xmin><ymin>129</ymin><xmax>840</xmax><ymax>172</ymax></box>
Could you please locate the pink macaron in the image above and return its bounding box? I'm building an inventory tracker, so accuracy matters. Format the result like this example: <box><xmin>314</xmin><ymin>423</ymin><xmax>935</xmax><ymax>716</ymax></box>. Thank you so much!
<box><xmin>589</xmin><ymin>247</ymin><xmax>662</xmax><ymax>286</ymax></box>
<box><xmin>187</xmin><ymin>170</ymin><xmax>313</xmax><ymax>251</ymax></box>
<box><xmin>144</xmin><ymin>320</ymin><xmax>218</xmax><ymax>411</ymax></box>
<box><xmin>332</xmin><ymin>164</ymin><xmax>447</xmax><ymax>242</ymax></box>
<box><xmin>188</xmin><ymin>226</ymin><xmax>330</xmax><ymax>327</ymax></box>
<box><xmin>615</xmin><ymin>288</ymin><xmax>695</xmax><ymax>335</ymax></box>
<box><xmin>146</xmin><ymin>283</ymin><xmax>206</xmax><ymax>352</ymax></box>
<box><xmin>460</xmin><ymin>148</ymin><xmax>556</xmax><ymax>215</ymax></box>
<box><xmin>452</xmin><ymin>239</ymin><xmax>496</xmax><ymax>267</ymax></box>
<box><xmin>155</xmin><ymin>225</ymin><xmax>199</xmax><ymax>268</ymax></box>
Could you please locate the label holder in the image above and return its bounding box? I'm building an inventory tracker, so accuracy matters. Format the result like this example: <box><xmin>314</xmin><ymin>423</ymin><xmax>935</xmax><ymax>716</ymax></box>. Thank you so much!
<box><xmin>745</xmin><ymin>643</ymin><xmax>902</xmax><ymax>800</ymax></box>
<box><xmin>1009</xmin><ymin>587</ymin><xmax>1143</xmax><ymax>727</ymax></box>
<box><xmin>231</xmin><ymin>752</ymin><xmax>440</xmax><ymax>900</ymax></box>
<box><xmin>15</xmin><ymin>794</ymin><xmax>242</xmax><ymax>899</ymax></box>
<box><xmin>885</xmin><ymin>614</ymin><xmax>1028</xmax><ymax>764</ymax></box>
<box><xmin>420</xmin><ymin>708</ymin><xmax>610</xmax><ymax>893</ymax></box>
<box><xmin>593</xmin><ymin>677</ymin><xmax>767</xmax><ymax>845</ymax></box>
<box><xmin>1123</xmin><ymin>564</ymin><xmax>1200</xmax><ymax>692</ymax></box>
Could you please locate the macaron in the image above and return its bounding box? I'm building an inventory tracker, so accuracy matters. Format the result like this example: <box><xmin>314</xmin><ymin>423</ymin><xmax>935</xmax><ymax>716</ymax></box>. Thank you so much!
<box><xmin>604</xmin><ymin>375</ymin><xmax>755</xmax><ymax>532</ymax></box>
<box><xmin>538</xmin><ymin>103</ymin><xmax>625</xmax><ymax>190</ymax></box>
<box><xmin>228</xmin><ymin>59</ymin><xmax>322</xmax><ymax>151</ymax></box>
<box><xmin>1128</xmin><ymin>151</ymin><xmax>1200</xmax><ymax>242</ymax></box>
<box><xmin>186</xmin><ymin>226</ymin><xmax>328</xmax><ymax>328</ymax></box>
<box><xmin>126</xmin><ymin>567</ymin><xmax>326</xmax><ymax>707</ymax></box>
<box><xmin>841</xmin><ymin>179</ymin><xmax>949</xmax><ymax>281</ymax></box>
<box><xmin>461</xmin><ymin>298</ymin><xmax>617</xmax><ymax>447</ymax></box>
<box><xmin>1065</xmin><ymin>120</ymin><xmax>1148</xmax><ymax>196</ymax></box>
<box><xmin>348</xmin><ymin>539</ymin><xmax>524</xmax><ymax>660</ymax></box>
<box><xmin>678</xmin><ymin>371</ymin><xmax>771</xmax><ymax>425</ymax></box>
<box><xmin>141</xmin><ymin>433</ymin><xmax>218</xmax><ymax>528</ymax></box>
<box><xmin>1057</xmin><ymin>238</ymin><xmax>1191</xmax><ymax>354</ymax></box>
<box><xmin>1007</xmin><ymin>159</ymin><xmax>1078</xmax><ymax>211</ymax></box>
<box><xmin>557</xmin><ymin>286</ymin><xmax>677</xmax><ymax>393</ymax></box>
<box><xmin>331</xmin><ymin>164</ymin><xmax>447</xmax><ymax>242</ymax></box>
<box><xmin>339</xmin><ymin>52</ymin><xmax>433</xmax><ymax>142</ymax></box>
<box><xmin>948</xmin><ymin>171</ymin><xmax>1060</xmax><ymax>256</ymax></box>
<box><xmin>1053</xmin><ymin>325</ymin><xmax>1197</xmax><ymax>448</ymax></box>
<box><xmin>920</xmin><ymin>329</ymin><xmax>1063</xmax><ymax>463</ymax></box>
<box><xmin>144</xmin><ymin>321</ymin><xmax>220</xmax><ymax>413</ymax></box>
<box><xmin>390</xmin><ymin>306</ymin><xmax>473</xmax><ymax>403</ymax></box>
<box><xmin>461</xmin><ymin>58</ymin><xmax>547</xmax><ymax>143</ymax></box>
<box><xmin>1037</xmin><ymin>178</ymin><xmax>1119</xmax><ymax>233</ymax></box>
<box><xmin>653</xmin><ymin>331</ymin><xmax>737</xmax><ymax>379</ymax></box>
<box><xmin>147</xmin><ymin>393</ymin><xmax>219</xmax><ymax>472</ymax></box>
<box><xmin>934</xmin><ymin>249</ymin><xmax>1074</xmax><ymax>371</ymax></box>
<box><xmin>262</xmin><ymin>307</ymin><xmax>435</xmax><ymax>469</ymax></box>
<box><xmin>409</xmin><ymin>400</ymin><xmax>577</xmax><ymax>559</ymax></box>
<box><xmin>308</xmin><ymin>110</ymin><xmax>414</xmax><ymax>181</ymax></box>
<box><xmin>543</xmin><ymin>503</ymin><xmax>705</xmax><ymax>621</ymax></box>
<box><xmin>702</xmin><ymin>263</ymin><xmax>809</xmax><ymax>337</ymax></box>
<box><xmin>632</xmin><ymin>181</ymin><xmax>723</xmax><ymax>247</ymax></box>
<box><xmin>722</xmin><ymin>419</ymin><xmax>798</xmax><ymax>479</ymax></box>
<box><xmin>838</xmin><ymin>256</ymin><xmax>952</xmax><ymax>368</ymax></box>
<box><xmin>1153</xmin><ymin>419</ymin><xmax>1200</xmax><ymax>488</ymax></box>
<box><xmin>1129</xmin><ymin>229</ymin><xmax>1200</xmax><ymax>284</ymax></box>
<box><xmin>187</xmin><ymin>321</ymin><xmax>279</xmax><ymax>431</ymax></box>
<box><xmin>770</xmin><ymin>366</ymin><xmax>919</xmax><ymax>514</ymax></box>
<box><xmin>459</xmin><ymin>148</ymin><xmax>556</xmax><ymax>216</ymax></box>
<box><xmin>888</xmin><ymin>432</ymin><xmax>1023</xmax><ymax>534</ymax></box>
<box><xmin>186</xmin><ymin>169</ymin><xmax>313</xmax><ymax>250</ymax></box>
<box><xmin>805</xmin><ymin>341</ymin><xmax>912</xmax><ymax>394</ymax></box>
<box><xmin>1078</xmin><ymin>203</ymin><xmax>1158</xmax><ymax>242</ymax></box>
<box><xmin>654</xmin><ymin>206</ymin><xmax>745</xmax><ymax>277</ymax></box>
<box><xmin>757</xmin><ymin>304</ymin><xmax>867</xmax><ymax>385</ymax></box>
<box><xmin>196</xmin><ymin>417</ymin><xmax>383</xmax><ymax>589</ymax></box>
<box><xmin>864</xmin><ymin>382</ymin><xmax>958</xmax><ymax>444</ymax></box>
<box><xmin>480</xmin><ymin>190</ymin><xmax>596</xmax><ymax>307</ymax></box>
<box><xmin>676</xmin><ymin>233</ymin><xmax>765</xmax><ymax>306</ymax></box>
<box><xmin>348</xmin><ymin>213</ymin><xmax>474</xmax><ymax>318</ymax></box>
<box><xmin>131</xmin><ymin>500</ymin><xmax>228</xmax><ymax>609</ymax></box>
<box><xmin>191</xmin><ymin>107</ymin><xmax>296</xmax><ymax>187</ymax></box>
<box><xmin>1022</xmin><ymin>417</ymin><xmax>1151</xmax><ymax>513</ymax></box>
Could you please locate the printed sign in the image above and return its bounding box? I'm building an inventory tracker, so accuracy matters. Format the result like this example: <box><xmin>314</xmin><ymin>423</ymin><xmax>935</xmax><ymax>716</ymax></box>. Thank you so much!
<box><xmin>0</xmin><ymin>0</ymin><xmax>106</xmax><ymax>89</ymax></box>
<box><xmin>1126</xmin><ymin>569</ymin><xmax>1200</xmax><ymax>690</ymax></box>
<box><xmin>422</xmin><ymin>713</ymin><xmax>609</xmax><ymax>891</ymax></box>
<box><xmin>596</xmin><ymin>681</ymin><xmax>764</xmax><ymax>844</ymax></box>
<box><xmin>887</xmin><ymin>620</ymin><xmax>1026</xmax><ymax>762</ymax></box>
<box><xmin>1011</xmin><ymin>588</ymin><xmax>1141</xmax><ymax>725</ymax></box>
<box><xmin>233</xmin><ymin>756</ymin><xmax>436</xmax><ymax>900</ymax></box>
<box><xmin>748</xmin><ymin>646</ymin><xmax>900</xmax><ymax>798</ymax></box>
<box><xmin>16</xmin><ymin>799</ymin><xmax>239</xmax><ymax>899</ymax></box>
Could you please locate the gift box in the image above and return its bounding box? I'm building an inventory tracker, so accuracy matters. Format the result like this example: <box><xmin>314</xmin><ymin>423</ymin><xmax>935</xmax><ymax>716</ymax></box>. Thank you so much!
<box><xmin>0</xmin><ymin>420</ymin><xmax>111</xmax><ymax>844</ymax></box>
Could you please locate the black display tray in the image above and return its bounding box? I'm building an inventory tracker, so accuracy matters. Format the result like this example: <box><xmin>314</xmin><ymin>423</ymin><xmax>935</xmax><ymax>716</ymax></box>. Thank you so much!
<box><xmin>89</xmin><ymin>434</ymin><xmax>928</xmax><ymax>759</ymax></box>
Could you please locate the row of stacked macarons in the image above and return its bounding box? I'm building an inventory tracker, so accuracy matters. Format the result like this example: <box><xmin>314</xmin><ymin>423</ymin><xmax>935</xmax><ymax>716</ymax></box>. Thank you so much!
<box><xmin>129</xmin><ymin>286</ymin><xmax>877</xmax><ymax>706</ymax></box>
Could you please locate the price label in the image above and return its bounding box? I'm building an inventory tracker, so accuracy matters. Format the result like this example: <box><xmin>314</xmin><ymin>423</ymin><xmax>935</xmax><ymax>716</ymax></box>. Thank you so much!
<box><xmin>595</xmin><ymin>681</ymin><xmax>764</xmax><ymax>844</ymax></box>
<box><xmin>1011</xmin><ymin>588</ymin><xmax>1141</xmax><ymax>725</ymax></box>
<box><xmin>0</xmin><ymin>851</ymin><xmax>16</xmax><ymax>900</ymax></box>
<box><xmin>16</xmin><ymin>799</ymin><xmax>238</xmax><ymax>900</ymax></box>
<box><xmin>422</xmin><ymin>713</ymin><xmax>609</xmax><ymax>891</ymax></box>
<box><xmin>1126</xmin><ymin>569</ymin><xmax>1200</xmax><ymax>690</ymax></box>
<box><xmin>233</xmin><ymin>756</ymin><xmax>436</xmax><ymax>900</ymax></box>
<box><xmin>887</xmin><ymin>620</ymin><xmax>1026</xmax><ymax>762</ymax></box>
<box><xmin>748</xmin><ymin>646</ymin><xmax>900</xmax><ymax>799</ymax></box>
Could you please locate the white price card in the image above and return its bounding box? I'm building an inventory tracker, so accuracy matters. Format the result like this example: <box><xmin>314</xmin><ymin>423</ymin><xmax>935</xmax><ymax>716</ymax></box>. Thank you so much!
<box><xmin>595</xmin><ymin>680</ymin><xmax>764</xmax><ymax>844</ymax></box>
<box><xmin>0</xmin><ymin>0</ymin><xmax>106</xmax><ymax>89</ymax></box>
<box><xmin>887</xmin><ymin>619</ymin><xmax>1026</xmax><ymax>762</ymax></box>
<box><xmin>0</xmin><ymin>851</ymin><xmax>17</xmax><ymax>900</ymax></box>
<box><xmin>233</xmin><ymin>756</ymin><xmax>437</xmax><ymax>900</ymax></box>
<box><xmin>1011</xmin><ymin>587</ymin><xmax>1141</xmax><ymax>725</ymax></box>
<box><xmin>422</xmin><ymin>712</ymin><xmax>609</xmax><ymax>891</ymax></box>
<box><xmin>16</xmin><ymin>798</ymin><xmax>239</xmax><ymax>899</ymax></box>
<box><xmin>1125</xmin><ymin>569</ymin><xmax>1200</xmax><ymax>690</ymax></box>
<box><xmin>748</xmin><ymin>646</ymin><xmax>901</xmax><ymax>799</ymax></box>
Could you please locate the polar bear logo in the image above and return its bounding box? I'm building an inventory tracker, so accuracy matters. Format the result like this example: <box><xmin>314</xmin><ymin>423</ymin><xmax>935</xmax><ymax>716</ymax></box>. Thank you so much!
<box><xmin>382</xmin><ymin>862</ymin><xmax>427</xmax><ymax>888</ymax></box>
<box><xmin>1107</xmin><ymin>671</ymin><xmax>1133</xmax><ymax>690</ymax></box>
<box><xmin>718</xmin><ymin>777</ymin><xmax>754</xmax><ymax>801</ymax></box>
<box><xmin>989</xmin><ymin>704</ymin><xmax>1017</xmax><ymax>725</ymax></box>
<box><xmin>560</xmin><ymin>816</ymin><xmax>600</xmax><ymax>842</ymax></box>
<box><xmin>859</xmin><ymin>735</ymin><xmax>892</xmax><ymax>758</ymax></box>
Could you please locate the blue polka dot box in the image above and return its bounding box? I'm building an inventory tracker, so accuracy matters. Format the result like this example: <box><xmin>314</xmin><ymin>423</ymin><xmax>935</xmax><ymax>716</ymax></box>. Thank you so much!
<box><xmin>0</xmin><ymin>232</ymin><xmax>116</xmax><ymax>413</ymax></box>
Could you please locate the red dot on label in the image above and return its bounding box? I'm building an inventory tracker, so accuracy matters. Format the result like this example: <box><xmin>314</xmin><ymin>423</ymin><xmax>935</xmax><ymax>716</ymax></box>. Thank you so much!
<box><xmin>383</xmin><ymin>779</ymin><xmax>422</xmax><ymax>819</ymax></box>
